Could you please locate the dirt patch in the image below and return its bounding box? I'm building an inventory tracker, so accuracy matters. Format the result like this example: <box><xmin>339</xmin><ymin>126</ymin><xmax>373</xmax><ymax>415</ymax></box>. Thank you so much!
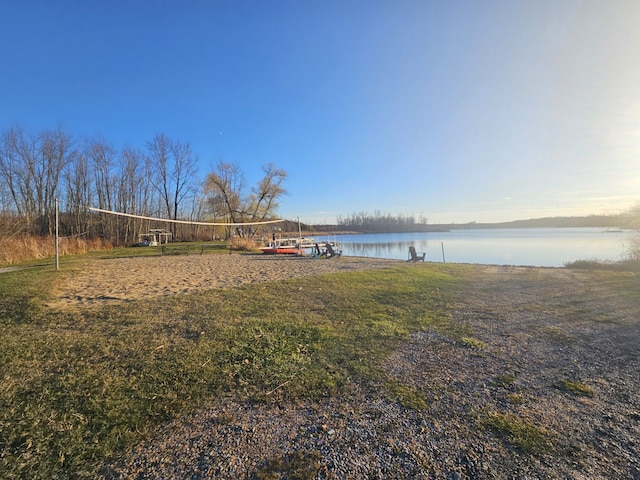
<box><xmin>0</xmin><ymin>266</ymin><xmax>24</xmax><ymax>274</ymax></box>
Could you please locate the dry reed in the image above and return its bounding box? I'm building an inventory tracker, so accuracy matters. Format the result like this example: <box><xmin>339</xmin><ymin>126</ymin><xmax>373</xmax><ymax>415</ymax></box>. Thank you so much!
<box><xmin>230</xmin><ymin>237</ymin><xmax>259</xmax><ymax>251</ymax></box>
<box><xmin>0</xmin><ymin>235</ymin><xmax>112</xmax><ymax>265</ymax></box>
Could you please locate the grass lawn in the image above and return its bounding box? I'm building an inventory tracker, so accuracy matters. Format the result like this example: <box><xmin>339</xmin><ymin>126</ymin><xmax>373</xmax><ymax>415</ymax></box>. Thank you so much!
<box><xmin>0</xmin><ymin>252</ymin><xmax>466</xmax><ymax>479</ymax></box>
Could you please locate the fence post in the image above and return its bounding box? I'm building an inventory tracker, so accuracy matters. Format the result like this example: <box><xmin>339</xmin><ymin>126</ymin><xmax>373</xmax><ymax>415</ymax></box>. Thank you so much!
<box><xmin>55</xmin><ymin>198</ymin><xmax>59</xmax><ymax>270</ymax></box>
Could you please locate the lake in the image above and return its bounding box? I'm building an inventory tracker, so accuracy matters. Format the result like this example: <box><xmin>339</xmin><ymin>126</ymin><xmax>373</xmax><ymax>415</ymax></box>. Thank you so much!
<box><xmin>314</xmin><ymin>228</ymin><xmax>639</xmax><ymax>267</ymax></box>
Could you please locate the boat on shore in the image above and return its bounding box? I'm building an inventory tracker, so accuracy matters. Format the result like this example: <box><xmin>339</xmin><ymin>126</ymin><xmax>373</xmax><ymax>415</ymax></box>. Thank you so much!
<box><xmin>260</xmin><ymin>237</ymin><xmax>313</xmax><ymax>255</ymax></box>
<box><xmin>260</xmin><ymin>237</ymin><xmax>338</xmax><ymax>255</ymax></box>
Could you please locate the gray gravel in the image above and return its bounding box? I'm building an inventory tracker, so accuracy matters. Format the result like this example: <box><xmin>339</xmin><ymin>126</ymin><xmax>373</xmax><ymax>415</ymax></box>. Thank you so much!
<box><xmin>102</xmin><ymin>266</ymin><xmax>640</xmax><ymax>479</ymax></box>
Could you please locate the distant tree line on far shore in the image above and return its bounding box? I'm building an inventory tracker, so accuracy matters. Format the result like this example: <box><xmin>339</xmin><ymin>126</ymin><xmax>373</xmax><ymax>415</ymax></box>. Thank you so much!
<box><xmin>333</xmin><ymin>211</ymin><xmax>439</xmax><ymax>233</ymax></box>
<box><xmin>310</xmin><ymin>209</ymin><xmax>640</xmax><ymax>234</ymax></box>
<box><xmin>445</xmin><ymin>214</ymin><xmax>638</xmax><ymax>230</ymax></box>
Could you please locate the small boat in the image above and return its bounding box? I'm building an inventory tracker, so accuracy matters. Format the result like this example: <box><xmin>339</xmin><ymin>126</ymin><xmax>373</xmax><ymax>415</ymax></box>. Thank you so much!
<box><xmin>261</xmin><ymin>246</ymin><xmax>301</xmax><ymax>255</ymax></box>
<box><xmin>261</xmin><ymin>216</ymin><xmax>340</xmax><ymax>256</ymax></box>
<box><xmin>260</xmin><ymin>236</ymin><xmax>338</xmax><ymax>255</ymax></box>
<box><xmin>260</xmin><ymin>237</ymin><xmax>313</xmax><ymax>255</ymax></box>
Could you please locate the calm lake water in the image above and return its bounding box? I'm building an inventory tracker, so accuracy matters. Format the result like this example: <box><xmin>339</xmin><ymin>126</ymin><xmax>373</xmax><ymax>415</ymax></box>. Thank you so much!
<box><xmin>314</xmin><ymin>228</ymin><xmax>639</xmax><ymax>267</ymax></box>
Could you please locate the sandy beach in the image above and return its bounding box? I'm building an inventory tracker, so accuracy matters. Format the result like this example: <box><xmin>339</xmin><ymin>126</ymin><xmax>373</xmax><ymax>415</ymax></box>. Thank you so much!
<box><xmin>52</xmin><ymin>254</ymin><xmax>401</xmax><ymax>308</ymax></box>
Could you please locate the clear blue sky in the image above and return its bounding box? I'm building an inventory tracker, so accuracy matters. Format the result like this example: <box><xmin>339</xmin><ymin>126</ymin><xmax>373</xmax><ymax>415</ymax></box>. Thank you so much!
<box><xmin>2</xmin><ymin>0</ymin><xmax>639</xmax><ymax>224</ymax></box>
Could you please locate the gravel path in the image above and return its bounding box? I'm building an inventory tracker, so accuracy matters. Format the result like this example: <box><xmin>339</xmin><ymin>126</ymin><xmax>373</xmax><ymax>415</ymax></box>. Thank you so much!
<box><xmin>100</xmin><ymin>265</ymin><xmax>639</xmax><ymax>479</ymax></box>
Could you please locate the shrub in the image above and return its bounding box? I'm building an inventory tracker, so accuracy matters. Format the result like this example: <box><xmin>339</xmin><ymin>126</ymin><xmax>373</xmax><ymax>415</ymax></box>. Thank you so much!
<box><xmin>229</xmin><ymin>236</ymin><xmax>258</xmax><ymax>251</ymax></box>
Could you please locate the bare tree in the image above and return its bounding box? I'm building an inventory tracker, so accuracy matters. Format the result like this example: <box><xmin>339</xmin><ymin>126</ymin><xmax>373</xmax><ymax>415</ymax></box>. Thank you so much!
<box><xmin>38</xmin><ymin>129</ymin><xmax>75</xmax><ymax>235</ymax></box>
<box><xmin>115</xmin><ymin>146</ymin><xmax>146</xmax><ymax>244</ymax></box>
<box><xmin>0</xmin><ymin>126</ymin><xmax>211</xmax><ymax>245</ymax></box>
<box><xmin>64</xmin><ymin>148</ymin><xmax>93</xmax><ymax>237</ymax></box>
<box><xmin>0</xmin><ymin>126</ymin><xmax>28</xmax><ymax>219</ymax></box>
<box><xmin>0</xmin><ymin>126</ymin><xmax>74</xmax><ymax>235</ymax></box>
<box><xmin>247</xmin><ymin>163</ymin><xmax>288</xmax><ymax>222</ymax></box>
<box><xmin>204</xmin><ymin>160</ymin><xmax>287</xmax><ymax>238</ymax></box>
<box><xmin>63</xmin><ymin>142</ymin><xmax>156</xmax><ymax>244</ymax></box>
<box><xmin>147</xmin><ymin>134</ymin><xmax>198</xmax><ymax>238</ymax></box>
<box><xmin>623</xmin><ymin>202</ymin><xmax>640</xmax><ymax>230</ymax></box>
<box><xmin>169</xmin><ymin>139</ymin><xmax>198</xmax><ymax>225</ymax></box>
<box><xmin>204</xmin><ymin>160</ymin><xmax>244</xmax><ymax>223</ymax></box>
<box><xmin>86</xmin><ymin>137</ymin><xmax>118</xmax><ymax>241</ymax></box>
<box><xmin>147</xmin><ymin>133</ymin><xmax>171</xmax><ymax>214</ymax></box>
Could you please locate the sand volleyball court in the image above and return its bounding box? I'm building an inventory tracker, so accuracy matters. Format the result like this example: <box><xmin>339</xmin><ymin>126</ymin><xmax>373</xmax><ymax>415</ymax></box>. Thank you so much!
<box><xmin>52</xmin><ymin>254</ymin><xmax>400</xmax><ymax>307</ymax></box>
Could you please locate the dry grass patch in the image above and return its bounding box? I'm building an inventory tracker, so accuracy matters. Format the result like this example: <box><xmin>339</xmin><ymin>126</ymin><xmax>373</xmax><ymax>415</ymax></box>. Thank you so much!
<box><xmin>553</xmin><ymin>379</ymin><xmax>594</xmax><ymax>398</ymax></box>
<box><xmin>0</xmin><ymin>236</ymin><xmax>112</xmax><ymax>265</ymax></box>
<box><xmin>481</xmin><ymin>411</ymin><xmax>554</xmax><ymax>454</ymax></box>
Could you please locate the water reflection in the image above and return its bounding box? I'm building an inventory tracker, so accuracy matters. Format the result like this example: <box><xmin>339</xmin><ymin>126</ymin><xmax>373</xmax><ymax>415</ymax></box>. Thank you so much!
<box><xmin>314</xmin><ymin>228</ymin><xmax>639</xmax><ymax>267</ymax></box>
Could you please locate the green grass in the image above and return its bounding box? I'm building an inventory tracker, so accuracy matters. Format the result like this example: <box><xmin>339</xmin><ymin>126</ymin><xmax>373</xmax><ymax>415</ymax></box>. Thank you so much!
<box><xmin>0</xmin><ymin>257</ymin><xmax>461</xmax><ymax>478</ymax></box>
<box><xmin>495</xmin><ymin>374</ymin><xmax>516</xmax><ymax>388</ymax></box>
<box><xmin>82</xmin><ymin>240</ymin><xmax>230</xmax><ymax>260</ymax></box>
<box><xmin>0</xmin><ymin>264</ymin><xmax>58</xmax><ymax>324</ymax></box>
<box><xmin>481</xmin><ymin>411</ymin><xmax>554</xmax><ymax>454</ymax></box>
<box><xmin>553</xmin><ymin>379</ymin><xmax>594</xmax><ymax>398</ymax></box>
<box><xmin>385</xmin><ymin>380</ymin><xmax>428</xmax><ymax>410</ymax></box>
<box><xmin>460</xmin><ymin>336</ymin><xmax>485</xmax><ymax>349</ymax></box>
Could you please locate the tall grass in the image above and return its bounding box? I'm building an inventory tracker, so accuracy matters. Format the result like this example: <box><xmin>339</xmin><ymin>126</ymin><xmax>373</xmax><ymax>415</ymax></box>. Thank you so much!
<box><xmin>229</xmin><ymin>236</ymin><xmax>259</xmax><ymax>251</ymax></box>
<box><xmin>0</xmin><ymin>236</ymin><xmax>112</xmax><ymax>265</ymax></box>
<box><xmin>564</xmin><ymin>257</ymin><xmax>640</xmax><ymax>272</ymax></box>
<box><xmin>564</xmin><ymin>233</ymin><xmax>640</xmax><ymax>271</ymax></box>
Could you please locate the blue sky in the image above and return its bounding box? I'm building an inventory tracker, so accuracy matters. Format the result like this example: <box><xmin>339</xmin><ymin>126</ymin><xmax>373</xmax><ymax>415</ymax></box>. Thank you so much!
<box><xmin>2</xmin><ymin>0</ymin><xmax>639</xmax><ymax>224</ymax></box>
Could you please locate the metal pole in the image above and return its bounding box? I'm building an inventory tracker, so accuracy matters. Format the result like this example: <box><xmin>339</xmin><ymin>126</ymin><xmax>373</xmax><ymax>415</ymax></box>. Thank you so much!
<box><xmin>55</xmin><ymin>198</ymin><xmax>59</xmax><ymax>270</ymax></box>
<box><xmin>441</xmin><ymin>241</ymin><xmax>446</xmax><ymax>263</ymax></box>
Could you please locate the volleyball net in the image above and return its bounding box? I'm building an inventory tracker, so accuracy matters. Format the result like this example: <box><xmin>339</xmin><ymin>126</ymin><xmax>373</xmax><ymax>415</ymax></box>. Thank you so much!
<box><xmin>88</xmin><ymin>207</ymin><xmax>286</xmax><ymax>227</ymax></box>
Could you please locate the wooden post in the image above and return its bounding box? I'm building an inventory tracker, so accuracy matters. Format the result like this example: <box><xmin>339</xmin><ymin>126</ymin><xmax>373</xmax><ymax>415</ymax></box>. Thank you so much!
<box><xmin>55</xmin><ymin>198</ymin><xmax>59</xmax><ymax>270</ymax></box>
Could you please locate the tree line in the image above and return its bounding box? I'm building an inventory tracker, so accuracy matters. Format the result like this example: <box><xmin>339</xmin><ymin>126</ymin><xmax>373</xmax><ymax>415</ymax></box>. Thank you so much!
<box><xmin>0</xmin><ymin>125</ymin><xmax>287</xmax><ymax>245</ymax></box>
<box><xmin>336</xmin><ymin>211</ymin><xmax>432</xmax><ymax>233</ymax></box>
<box><xmin>334</xmin><ymin>209</ymin><xmax>640</xmax><ymax>233</ymax></box>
